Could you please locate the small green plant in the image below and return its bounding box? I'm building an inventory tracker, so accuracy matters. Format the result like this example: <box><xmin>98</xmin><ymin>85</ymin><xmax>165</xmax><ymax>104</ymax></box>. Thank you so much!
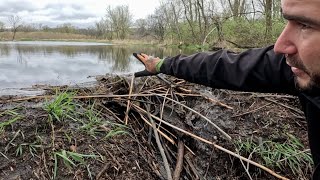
<box><xmin>80</xmin><ymin>103</ymin><xmax>103</xmax><ymax>136</ymax></box>
<box><xmin>0</xmin><ymin>110</ymin><xmax>22</xmax><ymax>134</ymax></box>
<box><xmin>105</xmin><ymin>122</ymin><xmax>128</xmax><ymax>139</ymax></box>
<box><xmin>53</xmin><ymin>150</ymin><xmax>96</xmax><ymax>179</ymax></box>
<box><xmin>44</xmin><ymin>90</ymin><xmax>76</xmax><ymax>122</ymax></box>
<box><xmin>15</xmin><ymin>143</ymin><xmax>42</xmax><ymax>157</ymax></box>
<box><xmin>79</xmin><ymin>102</ymin><xmax>128</xmax><ymax>139</ymax></box>
<box><xmin>236</xmin><ymin>134</ymin><xmax>313</xmax><ymax>175</ymax></box>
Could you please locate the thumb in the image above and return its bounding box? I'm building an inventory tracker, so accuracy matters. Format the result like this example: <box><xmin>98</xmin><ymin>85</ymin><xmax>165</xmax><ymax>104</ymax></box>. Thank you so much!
<box><xmin>134</xmin><ymin>70</ymin><xmax>153</xmax><ymax>77</ymax></box>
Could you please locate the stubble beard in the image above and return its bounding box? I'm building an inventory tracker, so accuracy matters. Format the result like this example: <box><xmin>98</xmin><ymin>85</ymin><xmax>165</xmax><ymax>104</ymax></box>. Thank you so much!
<box><xmin>287</xmin><ymin>55</ymin><xmax>320</xmax><ymax>91</ymax></box>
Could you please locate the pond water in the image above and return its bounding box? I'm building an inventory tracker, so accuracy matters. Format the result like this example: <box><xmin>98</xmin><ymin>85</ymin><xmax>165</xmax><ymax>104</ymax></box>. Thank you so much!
<box><xmin>0</xmin><ymin>41</ymin><xmax>199</xmax><ymax>95</ymax></box>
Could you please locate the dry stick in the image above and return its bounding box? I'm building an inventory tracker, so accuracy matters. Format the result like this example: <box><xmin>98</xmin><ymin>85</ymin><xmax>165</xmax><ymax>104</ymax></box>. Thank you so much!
<box><xmin>124</xmin><ymin>74</ymin><xmax>135</xmax><ymax>125</ymax></box>
<box><xmin>96</xmin><ymin>163</ymin><xmax>110</xmax><ymax>180</ymax></box>
<box><xmin>158</xmin><ymin>78</ymin><xmax>233</xmax><ymax>110</ymax></box>
<box><xmin>97</xmin><ymin>104</ymin><xmax>123</xmax><ymax>123</ymax></box>
<box><xmin>104</xmin><ymin>147</ymin><xmax>122</xmax><ymax>168</ymax></box>
<box><xmin>139</xmin><ymin>113</ymin><xmax>195</xmax><ymax>156</ymax></box>
<box><xmin>160</xmin><ymin>88</ymin><xmax>170</xmax><ymax>120</ymax></box>
<box><xmin>132</xmin><ymin>104</ymin><xmax>290</xmax><ymax>180</ymax></box>
<box><xmin>158</xmin><ymin>88</ymin><xmax>170</xmax><ymax>130</ymax></box>
<box><xmin>145</xmin><ymin>105</ymin><xmax>173</xmax><ymax>180</ymax></box>
<box><xmin>264</xmin><ymin>98</ymin><xmax>304</xmax><ymax>115</ymax></box>
<box><xmin>173</xmin><ymin>140</ymin><xmax>185</xmax><ymax>180</ymax></box>
<box><xmin>139</xmin><ymin>114</ymin><xmax>175</xmax><ymax>145</ymax></box>
<box><xmin>236</xmin><ymin>148</ymin><xmax>254</xmax><ymax>180</ymax></box>
<box><xmin>254</xmin><ymin>94</ymin><xmax>297</xmax><ymax>99</ymax></box>
<box><xmin>184</xmin><ymin>154</ymin><xmax>200</xmax><ymax>179</ymax></box>
<box><xmin>231</xmin><ymin>102</ymin><xmax>273</xmax><ymax>118</ymax></box>
<box><xmin>155</xmin><ymin>76</ymin><xmax>232</xmax><ymax>110</ymax></box>
<box><xmin>42</xmin><ymin>152</ymin><xmax>52</xmax><ymax>180</ymax></box>
<box><xmin>2</xmin><ymin>93</ymin><xmax>174</xmax><ymax>103</ymax></box>
<box><xmin>2</xmin><ymin>93</ymin><xmax>204</xmax><ymax>104</ymax></box>
<box><xmin>156</xmin><ymin>94</ymin><xmax>232</xmax><ymax>141</ymax></box>
<box><xmin>201</xmin><ymin>94</ymin><xmax>233</xmax><ymax>110</ymax></box>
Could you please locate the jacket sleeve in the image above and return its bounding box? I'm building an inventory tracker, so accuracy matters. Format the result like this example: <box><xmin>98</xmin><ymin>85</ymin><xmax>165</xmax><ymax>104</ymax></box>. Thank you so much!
<box><xmin>160</xmin><ymin>45</ymin><xmax>297</xmax><ymax>94</ymax></box>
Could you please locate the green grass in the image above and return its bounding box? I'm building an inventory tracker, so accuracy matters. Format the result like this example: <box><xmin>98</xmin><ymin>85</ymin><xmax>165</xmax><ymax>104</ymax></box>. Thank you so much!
<box><xmin>105</xmin><ymin>122</ymin><xmax>128</xmax><ymax>139</ymax></box>
<box><xmin>0</xmin><ymin>109</ymin><xmax>22</xmax><ymax>134</ymax></box>
<box><xmin>15</xmin><ymin>143</ymin><xmax>42</xmax><ymax>157</ymax></box>
<box><xmin>44</xmin><ymin>90</ymin><xmax>76</xmax><ymax>122</ymax></box>
<box><xmin>78</xmin><ymin>102</ymin><xmax>128</xmax><ymax>138</ymax></box>
<box><xmin>53</xmin><ymin>150</ymin><xmax>96</xmax><ymax>179</ymax></box>
<box><xmin>235</xmin><ymin>134</ymin><xmax>313</xmax><ymax>175</ymax></box>
<box><xmin>80</xmin><ymin>102</ymin><xmax>103</xmax><ymax>136</ymax></box>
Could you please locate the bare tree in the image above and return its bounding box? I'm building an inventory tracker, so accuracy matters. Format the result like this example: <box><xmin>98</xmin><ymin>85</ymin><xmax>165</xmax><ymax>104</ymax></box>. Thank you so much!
<box><xmin>265</xmin><ymin>0</ymin><xmax>272</xmax><ymax>41</ymax></box>
<box><xmin>0</xmin><ymin>21</ymin><xmax>4</xmax><ymax>32</ymax></box>
<box><xmin>146</xmin><ymin>8</ymin><xmax>166</xmax><ymax>42</ymax></box>
<box><xmin>227</xmin><ymin>0</ymin><xmax>247</xmax><ymax>18</ymax></box>
<box><xmin>135</xmin><ymin>18</ymin><xmax>148</xmax><ymax>37</ymax></box>
<box><xmin>95</xmin><ymin>18</ymin><xmax>107</xmax><ymax>39</ymax></box>
<box><xmin>181</xmin><ymin>0</ymin><xmax>197</xmax><ymax>43</ymax></box>
<box><xmin>105</xmin><ymin>5</ymin><xmax>132</xmax><ymax>40</ymax></box>
<box><xmin>8</xmin><ymin>15</ymin><xmax>23</xmax><ymax>41</ymax></box>
<box><xmin>156</xmin><ymin>0</ymin><xmax>184</xmax><ymax>43</ymax></box>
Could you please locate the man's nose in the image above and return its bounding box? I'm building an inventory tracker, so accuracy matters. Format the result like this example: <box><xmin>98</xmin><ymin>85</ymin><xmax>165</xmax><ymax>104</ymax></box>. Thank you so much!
<box><xmin>274</xmin><ymin>23</ymin><xmax>297</xmax><ymax>55</ymax></box>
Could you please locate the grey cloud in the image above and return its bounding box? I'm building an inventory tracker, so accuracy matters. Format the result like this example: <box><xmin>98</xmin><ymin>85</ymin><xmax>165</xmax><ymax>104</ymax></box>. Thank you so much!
<box><xmin>0</xmin><ymin>0</ymin><xmax>37</xmax><ymax>14</ymax></box>
<box><xmin>0</xmin><ymin>1</ymin><xmax>101</xmax><ymax>27</ymax></box>
<box><xmin>44</xmin><ymin>3</ymin><xmax>97</xmax><ymax>21</ymax></box>
<box><xmin>44</xmin><ymin>3</ymin><xmax>83</xmax><ymax>11</ymax></box>
<box><xmin>51</xmin><ymin>11</ymin><xmax>96</xmax><ymax>21</ymax></box>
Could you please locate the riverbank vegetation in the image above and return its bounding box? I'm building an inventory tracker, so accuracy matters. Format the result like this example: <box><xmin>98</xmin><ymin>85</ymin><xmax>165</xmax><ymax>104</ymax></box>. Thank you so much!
<box><xmin>0</xmin><ymin>0</ymin><xmax>284</xmax><ymax>49</ymax></box>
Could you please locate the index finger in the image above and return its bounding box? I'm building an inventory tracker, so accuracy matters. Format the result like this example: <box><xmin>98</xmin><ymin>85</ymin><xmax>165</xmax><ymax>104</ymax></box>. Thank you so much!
<box><xmin>137</xmin><ymin>54</ymin><xmax>147</xmax><ymax>63</ymax></box>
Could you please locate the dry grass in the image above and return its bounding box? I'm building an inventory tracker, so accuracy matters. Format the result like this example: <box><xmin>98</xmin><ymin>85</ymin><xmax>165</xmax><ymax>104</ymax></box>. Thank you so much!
<box><xmin>0</xmin><ymin>31</ymin><xmax>94</xmax><ymax>41</ymax></box>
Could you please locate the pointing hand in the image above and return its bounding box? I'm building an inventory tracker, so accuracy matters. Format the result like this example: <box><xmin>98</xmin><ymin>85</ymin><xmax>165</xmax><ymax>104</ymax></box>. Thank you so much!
<box><xmin>133</xmin><ymin>53</ymin><xmax>162</xmax><ymax>77</ymax></box>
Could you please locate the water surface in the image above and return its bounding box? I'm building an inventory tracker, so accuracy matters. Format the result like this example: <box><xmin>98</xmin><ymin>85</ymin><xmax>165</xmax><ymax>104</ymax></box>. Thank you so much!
<box><xmin>0</xmin><ymin>41</ymin><xmax>199</xmax><ymax>95</ymax></box>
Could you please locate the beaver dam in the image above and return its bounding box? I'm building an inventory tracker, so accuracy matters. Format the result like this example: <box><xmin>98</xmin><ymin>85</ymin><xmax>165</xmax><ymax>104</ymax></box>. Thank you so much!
<box><xmin>0</xmin><ymin>74</ymin><xmax>313</xmax><ymax>180</ymax></box>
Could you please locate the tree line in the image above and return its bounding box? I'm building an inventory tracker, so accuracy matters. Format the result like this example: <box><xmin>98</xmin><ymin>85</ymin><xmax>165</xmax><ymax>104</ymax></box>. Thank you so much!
<box><xmin>1</xmin><ymin>0</ymin><xmax>284</xmax><ymax>48</ymax></box>
<box><xmin>97</xmin><ymin>0</ymin><xmax>283</xmax><ymax>48</ymax></box>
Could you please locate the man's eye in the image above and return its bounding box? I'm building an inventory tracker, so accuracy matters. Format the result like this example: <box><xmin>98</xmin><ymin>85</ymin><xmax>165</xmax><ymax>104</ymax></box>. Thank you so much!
<box><xmin>299</xmin><ymin>22</ymin><xmax>311</xmax><ymax>29</ymax></box>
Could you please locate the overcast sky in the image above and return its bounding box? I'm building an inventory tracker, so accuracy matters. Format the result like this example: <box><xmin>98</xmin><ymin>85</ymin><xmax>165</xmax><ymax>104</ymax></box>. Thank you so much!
<box><xmin>0</xmin><ymin>0</ymin><xmax>160</xmax><ymax>28</ymax></box>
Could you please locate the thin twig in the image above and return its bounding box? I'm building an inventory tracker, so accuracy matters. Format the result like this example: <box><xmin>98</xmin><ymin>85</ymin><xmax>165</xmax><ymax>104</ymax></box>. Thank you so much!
<box><xmin>139</xmin><ymin>112</ymin><xmax>175</xmax><ymax>144</ymax></box>
<box><xmin>156</xmin><ymin>94</ymin><xmax>232</xmax><ymax>141</ymax></box>
<box><xmin>232</xmin><ymin>102</ymin><xmax>272</xmax><ymax>117</ymax></box>
<box><xmin>96</xmin><ymin>163</ymin><xmax>110</xmax><ymax>180</ymax></box>
<box><xmin>173</xmin><ymin>140</ymin><xmax>185</xmax><ymax>180</ymax></box>
<box><xmin>139</xmin><ymin>112</ymin><xmax>195</xmax><ymax>156</ymax></box>
<box><xmin>265</xmin><ymin>98</ymin><xmax>303</xmax><ymax>115</ymax></box>
<box><xmin>103</xmin><ymin>147</ymin><xmax>122</xmax><ymax>169</ymax></box>
<box><xmin>145</xmin><ymin>104</ymin><xmax>172</xmax><ymax>180</ymax></box>
<box><xmin>203</xmin><ymin>95</ymin><xmax>233</xmax><ymax>110</ymax></box>
<box><xmin>235</xmin><ymin>148</ymin><xmax>253</xmax><ymax>180</ymax></box>
<box><xmin>124</xmin><ymin>74</ymin><xmax>135</xmax><ymax>124</ymax></box>
<box><xmin>185</xmin><ymin>154</ymin><xmax>200</xmax><ymax>179</ymax></box>
<box><xmin>254</xmin><ymin>94</ymin><xmax>297</xmax><ymax>99</ymax></box>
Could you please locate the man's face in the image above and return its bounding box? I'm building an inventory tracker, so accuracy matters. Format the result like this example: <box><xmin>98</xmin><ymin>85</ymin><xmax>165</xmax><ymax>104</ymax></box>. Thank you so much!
<box><xmin>274</xmin><ymin>0</ymin><xmax>320</xmax><ymax>90</ymax></box>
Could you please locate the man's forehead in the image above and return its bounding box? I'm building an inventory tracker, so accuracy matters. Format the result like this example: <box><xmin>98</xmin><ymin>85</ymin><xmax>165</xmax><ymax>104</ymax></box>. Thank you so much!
<box><xmin>281</xmin><ymin>0</ymin><xmax>320</xmax><ymax>9</ymax></box>
<box><xmin>281</xmin><ymin>0</ymin><xmax>320</xmax><ymax>17</ymax></box>
<box><xmin>281</xmin><ymin>0</ymin><xmax>320</xmax><ymax>27</ymax></box>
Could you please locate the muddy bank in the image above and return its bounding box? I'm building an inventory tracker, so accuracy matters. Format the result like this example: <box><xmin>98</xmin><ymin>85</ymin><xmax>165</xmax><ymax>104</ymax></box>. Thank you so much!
<box><xmin>0</xmin><ymin>74</ymin><xmax>312</xmax><ymax>179</ymax></box>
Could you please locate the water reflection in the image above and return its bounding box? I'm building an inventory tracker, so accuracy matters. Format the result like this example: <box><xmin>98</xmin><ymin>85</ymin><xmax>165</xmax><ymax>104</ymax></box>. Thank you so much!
<box><xmin>0</xmin><ymin>41</ymin><xmax>198</xmax><ymax>92</ymax></box>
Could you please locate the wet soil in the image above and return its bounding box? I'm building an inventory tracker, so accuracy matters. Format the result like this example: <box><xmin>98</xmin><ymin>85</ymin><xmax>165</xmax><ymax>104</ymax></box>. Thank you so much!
<box><xmin>0</xmin><ymin>75</ymin><xmax>312</xmax><ymax>180</ymax></box>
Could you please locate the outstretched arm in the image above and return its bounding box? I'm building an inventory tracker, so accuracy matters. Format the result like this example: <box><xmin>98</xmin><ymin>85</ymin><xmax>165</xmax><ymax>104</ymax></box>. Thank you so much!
<box><xmin>159</xmin><ymin>46</ymin><xmax>296</xmax><ymax>94</ymax></box>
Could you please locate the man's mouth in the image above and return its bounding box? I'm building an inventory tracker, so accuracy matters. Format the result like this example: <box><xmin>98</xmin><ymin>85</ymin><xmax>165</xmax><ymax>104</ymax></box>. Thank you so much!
<box><xmin>291</xmin><ymin>66</ymin><xmax>307</xmax><ymax>76</ymax></box>
<box><xmin>286</xmin><ymin>61</ymin><xmax>309</xmax><ymax>78</ymax></box>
